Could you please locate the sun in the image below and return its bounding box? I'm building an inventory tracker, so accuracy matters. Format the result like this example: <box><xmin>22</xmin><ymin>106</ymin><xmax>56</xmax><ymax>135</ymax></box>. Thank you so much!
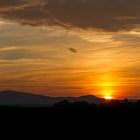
<box><xmin>104</xmin><ymin>95</ymin><xmax>113</xmax><ymax>100</ymax></box>
<box><xmin>102</xmin><ymin>88</ymin><xmax>114</xmax><ymax>100</ymax></box>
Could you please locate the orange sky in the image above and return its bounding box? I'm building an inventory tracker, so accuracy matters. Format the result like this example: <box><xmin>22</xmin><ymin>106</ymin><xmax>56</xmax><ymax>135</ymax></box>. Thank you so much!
<box><xmin>0</xmin><ymin>0</ymin><xmax>140</xmax><ymax>99</ymax></box>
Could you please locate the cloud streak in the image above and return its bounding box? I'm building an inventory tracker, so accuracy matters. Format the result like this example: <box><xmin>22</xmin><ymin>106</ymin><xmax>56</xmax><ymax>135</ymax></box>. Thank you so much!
<box><xmin>68</xmin><ymin>48</ymin><xmax>78</xmax><ymax>53</ymax></box>
<box><xmin>0</xmin><ymin>0</ymin><xmax>140</xmax><ymax>31</ymax></box>
<box><xmin>0</xmin><ymin>0</ymin><xmax>46</xmax><ymax>12</ymax></box>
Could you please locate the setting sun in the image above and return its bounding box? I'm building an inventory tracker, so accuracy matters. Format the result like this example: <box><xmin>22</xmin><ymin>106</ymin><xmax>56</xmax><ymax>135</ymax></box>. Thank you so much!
<box><xmin>101</xmin><ymin>83</ymin><xmax>114</xmax><ymax>100</ymax></box>
<box><xmin>104</xmin><ymin>95</ymin><xmax>113</xmax><ymax>100</ymax></box>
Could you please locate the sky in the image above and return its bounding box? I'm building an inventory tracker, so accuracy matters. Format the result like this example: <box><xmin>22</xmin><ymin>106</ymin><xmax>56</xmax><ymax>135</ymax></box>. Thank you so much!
<box><xmin>0</xmin><ymin>0</ymin><xmax>140</xmax><ymax>99</ymax></box>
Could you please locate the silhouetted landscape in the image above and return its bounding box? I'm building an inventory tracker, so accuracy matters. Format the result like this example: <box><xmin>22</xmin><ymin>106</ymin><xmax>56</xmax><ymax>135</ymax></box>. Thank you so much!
<box><xmin>0</xmin><ymin>90</ymin><xmax>139</xmax><ymax>114</ymax></box>
<box><xmin>0</xmin><ymin>90</ymin><xmax>139</xmax><ymax>137</ymax></box>
<box><xmin>0</xmin><ymin>90</ymin><xmax>140</xmax><ymax>109</ymax></box>
<box><xmin>0</xmin><ymin>90</ymin><xmax>105</xmax><ymax>107</ymax></box>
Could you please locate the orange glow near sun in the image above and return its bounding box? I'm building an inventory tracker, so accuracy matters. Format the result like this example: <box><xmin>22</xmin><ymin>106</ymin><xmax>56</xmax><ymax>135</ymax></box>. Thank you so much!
<box><xmin>99</xmin><ymin>75</ymin><xmax>117</xmax><ymax>99</ymax></box>
<box><xmin>87</xmin><ymin>75</ymin><xmax>118</xmax><ymax>99</ymax></box>
<box><xmin>102</xmin><ymin>89</ymin><xmax>114</xmax><ymax>100</ymax></box>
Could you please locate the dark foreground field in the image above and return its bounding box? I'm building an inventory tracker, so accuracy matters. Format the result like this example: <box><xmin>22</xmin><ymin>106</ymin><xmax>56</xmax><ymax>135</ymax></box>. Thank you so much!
<box><xmin>0</xmin><ymin>101</ymin><xmax>140</xmax><ymax>138</ymax></box>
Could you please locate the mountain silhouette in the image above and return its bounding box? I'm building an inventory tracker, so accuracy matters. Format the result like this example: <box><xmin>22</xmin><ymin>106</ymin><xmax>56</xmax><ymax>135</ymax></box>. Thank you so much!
<box><xmin>0</xmin><ymin>90</ymin><xmax>104</xmax><ymax>107</ymax></box>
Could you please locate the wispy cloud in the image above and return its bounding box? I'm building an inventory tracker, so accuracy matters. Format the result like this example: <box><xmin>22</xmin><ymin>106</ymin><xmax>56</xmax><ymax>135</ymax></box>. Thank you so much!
<box><xmin>0</xmin><ymin>0</ymin><xmax>46</xmax><ymax>12</ymax></box>
<box><xmin>0</xmin><ymin>0</ymin><xmax>140</xmax><ymax>31</ymax></box>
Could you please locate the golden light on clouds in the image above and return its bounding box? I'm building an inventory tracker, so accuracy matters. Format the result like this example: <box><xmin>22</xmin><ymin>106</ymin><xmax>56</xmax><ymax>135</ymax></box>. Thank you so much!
<box><xmin>0</xmin><ymin>21</ymin><xmax>5</xmax><ymax>25</ymax></box>
<box><xmin>0</xmin><ymin>0</ymin><xmax>140</xmax><ymax>98</ymax></box>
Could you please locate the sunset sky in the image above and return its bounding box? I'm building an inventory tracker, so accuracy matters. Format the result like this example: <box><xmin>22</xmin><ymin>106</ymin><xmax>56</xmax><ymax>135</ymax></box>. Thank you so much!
<box><xmin>0</xmin><ymin>0</ymin><xmax>140</xmax><ymax>99</ymax></box>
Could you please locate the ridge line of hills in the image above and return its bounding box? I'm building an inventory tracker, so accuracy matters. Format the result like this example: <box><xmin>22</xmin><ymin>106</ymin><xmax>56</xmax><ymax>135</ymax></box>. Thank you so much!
<box><xmin>0</xmin><ymin>90</ymin><xmax>105</xmax><ymax>107</ymax></box>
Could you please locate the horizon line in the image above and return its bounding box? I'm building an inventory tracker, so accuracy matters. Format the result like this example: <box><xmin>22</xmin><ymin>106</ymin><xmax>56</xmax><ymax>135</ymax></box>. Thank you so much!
<box><xmin>0</xmin><ymin>89</ymin><xmax>140</xmax><ymax>100</ymax></box>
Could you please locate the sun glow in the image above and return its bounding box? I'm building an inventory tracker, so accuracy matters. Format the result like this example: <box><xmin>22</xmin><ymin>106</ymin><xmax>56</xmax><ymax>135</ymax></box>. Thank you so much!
<box><xmin>102</xmin><ymin>89</ymin><xmax>114</xmax><ymax>100</ymax></box>
<box><xmin>104</xmin><ymin>95</ymin><xmax>113</xmax><ymax>100</ymax></box>
<box><xmin>97</xmin><ymin>75</ymin><xmax>117</xmax><ymax>100</ymax></box>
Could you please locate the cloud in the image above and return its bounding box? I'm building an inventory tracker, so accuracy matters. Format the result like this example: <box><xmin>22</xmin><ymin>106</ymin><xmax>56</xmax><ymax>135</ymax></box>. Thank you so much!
<box><xmin>68</xmin><ymin>48</ymin><xmax>77</xmax><ymax>53</ymax></box>
<box><xmin>0</xmin><ymin>0</ymin><xmax>46</xmax><ymax>12</ymax></box>
<box><xmin>0</xmin><ymin>0</ymin><xmax>140</xmax><ymax>31</ymax></box>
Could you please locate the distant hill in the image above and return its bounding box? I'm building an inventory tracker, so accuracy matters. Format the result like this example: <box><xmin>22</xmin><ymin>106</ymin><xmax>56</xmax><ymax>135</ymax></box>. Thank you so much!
<box><xmin>0</xmin><ymin>90</ymin><xmax>104</xmax><ymax>107</ymax></box>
